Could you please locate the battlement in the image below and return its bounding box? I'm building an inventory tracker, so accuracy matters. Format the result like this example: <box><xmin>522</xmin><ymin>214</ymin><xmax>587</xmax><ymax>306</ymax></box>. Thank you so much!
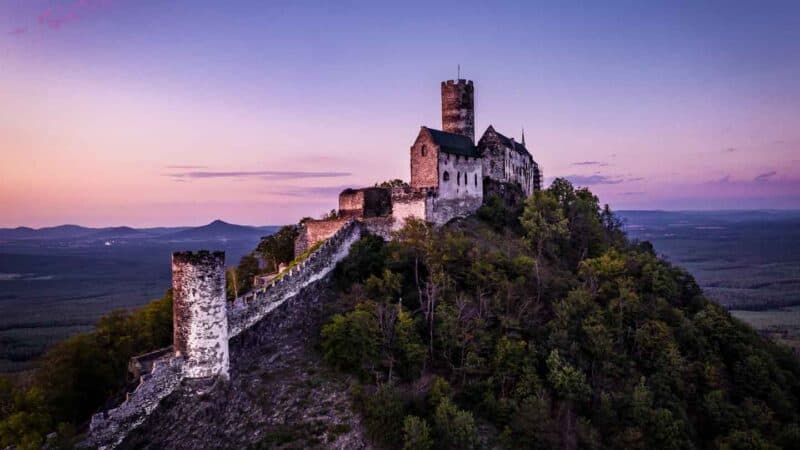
<box><xmin>229</xmin><ymin>218</ymin><xmax>361</xmax><ymax>336</ymax></box>
<box><xmin>171</xmin><ymin>250</ymin><xmax>225</xmax><ymax>265</ymax></box>
<box><xmin>442</xmin><ymin>79</ymin><xmax>473</xmax><ymax>86</ymax></box>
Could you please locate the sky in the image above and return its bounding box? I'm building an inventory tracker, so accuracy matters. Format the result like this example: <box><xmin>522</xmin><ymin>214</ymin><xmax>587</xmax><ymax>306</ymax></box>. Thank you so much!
<box><xmin>1</xmin><ymin>0</ymin><xmax>799</xmax><ymax>227</ymax></box>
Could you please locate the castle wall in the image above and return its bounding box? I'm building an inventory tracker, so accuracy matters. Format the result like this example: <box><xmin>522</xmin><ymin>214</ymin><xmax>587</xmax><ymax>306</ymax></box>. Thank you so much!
<box><xmin>171</xmin><ymin>251</ymin><xmax>229</xmax><ymax>380</ymax></box>
<box><xmin>294</xmin><ymin>218</ymin><xmax>349</xmax><ymax>258</ymax></box>
<box><xmin>89</xmin><ymin>220</ymin><xmax>364</xmax><ymax>449</ymax></box>
<box><xmin>339</xmin><ymin>187</ymin><xmax>391</xmax><ymax>218</ymax></box>
<box><xmin>427</xmin><ymin>195</ymin><xmax>483</xmax><ymax>225</ymax></box>
<box><xmin>504</xmin><ymin>148</ymin><xmax>535</xmax><ymax>197</ymax></box>
<box><xmin>410</xmin><ymin>130</ymin><xmax>439</xmax><ymax>190</ymax></box>
<box><xmin>437</xmin><ymin>152</ymin><xmax>483</xmax><ymax>201</ymax></box>
<box><xmin>391</xmin><ymin>191</ymin><xmax>428</xmax><ymax>231</ymax></box>
<box><xmin>228</xmin><ymin>219</ymin><xmax>362</xmax><ymax>337</ymax></box>
<box><xmin>88</xmin><ymin>356</ymin><xmax>183</xmax><ymax>450</ymax></box>
<box><xmin>359</xmin><ymin>216</ymin><xmax>394</xmax><ymax>240</ymax></box>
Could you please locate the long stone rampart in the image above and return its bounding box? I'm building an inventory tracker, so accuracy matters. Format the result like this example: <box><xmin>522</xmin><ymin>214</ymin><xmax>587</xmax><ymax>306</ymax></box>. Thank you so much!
<box><xmin>86</xmin><ymin>219</ymin><xmax>362</xmax><ymax>449</ymax></box>
<box><xmin>87</xmin><ymin>356</ymin><xmax>183</xmax><ymax>449</ymax></box>
<box><xmin>228</xmin><ymin>218</ymin><xmax>361</xmax><ymax>337</ymax></box>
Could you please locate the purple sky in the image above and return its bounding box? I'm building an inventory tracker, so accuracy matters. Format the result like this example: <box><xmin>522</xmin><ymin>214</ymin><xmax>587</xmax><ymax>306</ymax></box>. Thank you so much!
<box><xmin>1</xmin><ymin>0</ymin><xmax>799</xmax><ymax>227</ymax></box>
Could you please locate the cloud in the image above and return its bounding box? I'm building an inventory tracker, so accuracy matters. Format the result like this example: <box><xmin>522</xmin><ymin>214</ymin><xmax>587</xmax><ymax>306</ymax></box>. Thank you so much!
<box><xmin>620</xmin><ymin>191</ymin><xmax>645</xmax><ymax>196</ymax></box>
<box><xmin>571</xmin><ymin>161</ymin><xmax>609</xmax><ymax>167</ymax></box>
<box><xmin>723</xmin><ymin>147</ymin><xmax>737</xmax><ymax>153</ymax></box>
<box><xmin>168</xmin><ymin>170</ymin><xmax>352</xmax><ymax>181</ymax></box>
<box><xmin>20</xmin><ymin>0</ymin><xmax>113</xmax><ymax>32</ymax></box>
<box><xmin>717</xmin><ymin>175</ymin><xmax>731</xmax><ymax>183</ymax></box>
<box><xmin>564</xmin><ymin>174</ymin><xmax>624</xmax><ymax>185</ymax></box>
<box><xmin>165</xmin><ymin>165</ymin><xmax>208</xmax><ymax>169</ymax></box>
<box><xmin>8</xmin><ymin>27</ymin><xmax>27</xmax><ymax>36</ymax></box>
<box><xmin>754</xmin><ymin>171</ymin><xmax>777</xmax><ymax>182</ymax></box>
<box><xmin>269</xmin><ymin>185</ymin><xmax>352</xmax><ymax>197</ymax></box>
<box><xmin>564</xmin><ymin>173</ymin><xmax>644</xmax><ymax>185</ymax></box>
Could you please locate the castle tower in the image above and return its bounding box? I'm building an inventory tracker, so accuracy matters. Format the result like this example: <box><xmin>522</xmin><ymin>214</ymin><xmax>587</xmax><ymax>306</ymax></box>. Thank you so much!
<box><xmin>441</xmin><ymin>79</ymin><xmax>475</xmax><ymax>142</ymax></box>
<box><xmin>172</xmin><ymin>251</ymin><xmax>229</xmax><ymax>380</ymax></box>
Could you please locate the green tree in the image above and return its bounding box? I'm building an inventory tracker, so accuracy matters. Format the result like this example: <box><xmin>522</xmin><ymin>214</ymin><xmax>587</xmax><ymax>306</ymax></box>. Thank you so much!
<box><xmin>255</xmin><ymin>225</ymin><xmax>298</xmax><ymax>273</ymax></box>
<box><xmin>402</xmin><ymin>415</ymin><xmax>433</xmax><ymax>450</ymax></box>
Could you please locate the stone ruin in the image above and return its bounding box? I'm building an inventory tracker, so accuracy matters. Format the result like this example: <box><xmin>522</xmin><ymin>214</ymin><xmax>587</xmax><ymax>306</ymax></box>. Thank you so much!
<box><xmin>85</xmin><ymin>220</ymin><xmax>363</xmax><ymax>449</ymax></box>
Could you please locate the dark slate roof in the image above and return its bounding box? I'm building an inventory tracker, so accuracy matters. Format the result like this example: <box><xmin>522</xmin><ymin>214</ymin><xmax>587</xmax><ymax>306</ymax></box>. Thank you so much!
<box><xmin>479</xmin><ymin>125</ymin><xmax>533</xmax><ymax>160</ymax></box>
<box><xmin>424</xmin><ymin>127</ymin><xmax>479</xmax><ymax>157</ymax></box>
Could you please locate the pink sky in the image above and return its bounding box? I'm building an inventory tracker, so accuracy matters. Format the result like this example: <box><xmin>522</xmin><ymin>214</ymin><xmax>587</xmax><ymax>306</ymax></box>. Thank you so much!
<box><xmin>1</xmin><ymin>1</ymin><xmax>799</xmax><ymax>227</ymax></box>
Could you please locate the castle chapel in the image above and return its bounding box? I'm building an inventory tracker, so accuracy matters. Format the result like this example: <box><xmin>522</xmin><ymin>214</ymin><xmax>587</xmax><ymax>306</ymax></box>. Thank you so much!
<box><xmin>294</xmin><ymin>79</ymin><xmax>543</xmax><ymax>256</ymax></box>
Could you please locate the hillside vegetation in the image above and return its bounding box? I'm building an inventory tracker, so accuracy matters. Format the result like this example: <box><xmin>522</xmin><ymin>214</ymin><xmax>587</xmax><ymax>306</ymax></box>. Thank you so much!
<box><xmin>321</xmin><ymin>179</ymin><xmax>800</xmax><ymax>449</ymax></box>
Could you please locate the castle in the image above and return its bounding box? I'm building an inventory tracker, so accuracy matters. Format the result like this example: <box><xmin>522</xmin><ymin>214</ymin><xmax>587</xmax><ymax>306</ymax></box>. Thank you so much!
<box><xmin>87</xmin><ymin>79</ymin><xmax>544</xmax><ymax>449</ymax></box>
<box><xmin>294</xmin><ymin>79</ymin><xmax>543</xmax><ymax>256</ymax></box>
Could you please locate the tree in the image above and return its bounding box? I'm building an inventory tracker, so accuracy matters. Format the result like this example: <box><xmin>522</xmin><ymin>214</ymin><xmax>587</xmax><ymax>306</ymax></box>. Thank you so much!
<box><xmin>321</xmin><ymin>305</ymin><xmax>381</xmax><ymax>377</ymax></box>
<box><xmin>403</xmin><ymin>416</ymin><xmax>433</xmax><ymax>450</ymax></box>
<box><xmin>433</xmin><ymin>398</ymin><xmax>478</xmax><ymax>450</ymax></box>
<box><xmin>255</xmin><ymin>225</ymin><xmax>298</xmax><ymax>273</ymax></box>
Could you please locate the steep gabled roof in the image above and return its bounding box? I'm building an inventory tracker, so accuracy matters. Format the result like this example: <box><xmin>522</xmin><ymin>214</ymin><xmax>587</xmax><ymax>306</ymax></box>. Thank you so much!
<box><xmin>423</xmin><ymin>127</ymin><xmax>479</xmax><ymax>157</ymax></box>
<box><xmin>479</xmin><ymin>125</ymin><xmax>534</xmax><ymax>160</ymax></box>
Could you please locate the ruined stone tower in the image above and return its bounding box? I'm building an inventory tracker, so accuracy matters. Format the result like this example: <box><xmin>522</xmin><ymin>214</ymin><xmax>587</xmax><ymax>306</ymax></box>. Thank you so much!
<box><xmin>441</xmin><ymin>79</ymin><xmax>475</xmax><ymax>143</ymax></box>
<box><xmin>172</xmin><ymin>251</ymin><xmax>229</xmax><ymax>380</ymax></box>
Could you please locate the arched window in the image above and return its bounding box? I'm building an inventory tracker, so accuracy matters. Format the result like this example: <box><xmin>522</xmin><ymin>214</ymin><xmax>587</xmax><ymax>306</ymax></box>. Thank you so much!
<box><xmin>421</xmin><ymin>145</ymin><xmax>427</xmax><ymax>157</ymax></box>
<box><xmin>474</xmin><ymin>174</ymin><xmax>477</xmax><ymax>186</ymax></box>
<box><xmin>443</xmin><ymin>171</ymin><xmax>450</xmax><ymax>182</ymax></box>
<box><xmin>457</xmin><ymin>172</ymin><xmax>461</xmax><ymax>185</ymax></box>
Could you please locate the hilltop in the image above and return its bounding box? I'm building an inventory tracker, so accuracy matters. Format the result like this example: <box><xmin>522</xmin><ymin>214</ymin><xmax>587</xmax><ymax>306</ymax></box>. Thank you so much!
<box><xmin>1</xmin><ymin>180</ymin><xmax>799</xmax><ymax>449</ymax></box>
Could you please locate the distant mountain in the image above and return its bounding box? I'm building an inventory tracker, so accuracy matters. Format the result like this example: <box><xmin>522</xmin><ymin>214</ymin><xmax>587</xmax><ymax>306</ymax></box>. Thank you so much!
<box><xmin>0</xmin><ymin>221</ymin><xmax>281</xmax><ymax>242</ymax></box>
<box><xmin>0</xmin><ymin>224</ymin><xmax>94</xmax><ymax>240</ymax></box>
<box><xmin>158</xmin><ymin>220</ymin><xmax>276</xmax><ymax>241</ymax></box>
<box><xmin>87</xmin><ymin>227</ymin><xmax>146</xmax><ymax>239</ymax></box>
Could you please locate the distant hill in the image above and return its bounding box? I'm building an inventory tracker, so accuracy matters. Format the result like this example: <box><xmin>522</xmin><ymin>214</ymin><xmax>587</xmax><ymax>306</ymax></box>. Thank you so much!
<box><xmin>0</xmin><ymin>224</ymin><xmax>94</xmax><ymax>240</ymax></box>
<box><xmin>0</xmin><ymin>221</ymin><xmax>282</xmax><ymax>242</ymax></box>
<box><xmin>157</xmin><ymin>220</ymin><xmax>278</xmax><ymax>241</ymax></box>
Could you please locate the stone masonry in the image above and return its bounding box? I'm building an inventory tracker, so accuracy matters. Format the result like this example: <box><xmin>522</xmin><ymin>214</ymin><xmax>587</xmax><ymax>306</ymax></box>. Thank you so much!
<box><xmin>172</xmin><ymin>251</ymin><xmax>229</xmax><ymax>380</ymax></box>
<box><xmin>87</xmin><ymin>221</ymin><xmax>364</xmax><ymax>449</ymax></box>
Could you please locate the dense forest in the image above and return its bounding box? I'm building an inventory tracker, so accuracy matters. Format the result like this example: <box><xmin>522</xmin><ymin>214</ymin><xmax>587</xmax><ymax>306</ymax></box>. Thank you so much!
<box><xmin>320</xmin><ymin>179</ymin><xmax>800</xmax><ymax>449</ymax></box>
<box><xmin>1</xmin><ymin>178</ymin><xmax>799</xmax><ymax>449</ymax></box>
<box><xmin>0</xmin><ymin>292</ymin><xmax>173</xmax><ymax>449</ymax></box>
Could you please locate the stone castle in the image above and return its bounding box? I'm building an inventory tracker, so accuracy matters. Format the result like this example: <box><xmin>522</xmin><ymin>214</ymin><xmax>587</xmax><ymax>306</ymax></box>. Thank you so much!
<box><xmin>294</xmin><ymin>79</ymin><xmax>542</xmax><ymax>256</ymax></box>
<box><xmin>86</xmin><ymin>80</ymin><xmax>543</xmax><ymax>449</ymax></box>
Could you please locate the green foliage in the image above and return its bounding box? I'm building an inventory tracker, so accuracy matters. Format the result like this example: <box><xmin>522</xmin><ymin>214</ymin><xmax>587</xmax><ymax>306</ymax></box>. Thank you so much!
<box><xmin>333</xmin><ymin>234</ymin><xmax>388</xmax><ymax>290</ymax></box>
<box><xmin>321</xmin><ymin>305</ymin><xmax>381</xmax><ymax>377</ymax></box>
<box><xmin>255</xmin><ymin>225</ymin><xmax>299</xmax><ymax>273</ymax></box>
<box><xmin>402</xmin><ymin>415</ymin><xmax>433</xmax><ymax>450</ymax></box>
<box><xmin>319</xmin><ymin>178</ymin><xmax>800</xmax><ymax>449</ymax></box>
<box><xmin>352</xmin><ymin>383</ymin><xmax>406</xmax><ymax>447</ymax></box>
<box><xmin>433</xmin><ymin>398</ymin><xmax>478</xmax><ymax>450</ymax></box>
<box><xmin>477</xmin><ymin>195</ymin><xmax>520</xmax><ymax>231</ymax></box>
<box><xmin>0</xmin><ymin>290</ymin><xmax>173</xmax><ymax>447</ymax></box>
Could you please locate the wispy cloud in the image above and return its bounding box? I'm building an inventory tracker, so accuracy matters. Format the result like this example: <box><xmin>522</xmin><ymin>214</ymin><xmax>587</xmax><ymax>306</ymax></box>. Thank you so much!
<box><xmin>168</xmin><ymin>170</ymin><xmax>351</xmax><ymax>181</ymax></box>
<box><xmin>564</xmin><ymin>174</ymin><xmax>624</xmax><ymax>185</ymax></box>
<box><xmin>9</xmin><ymin>0</ymin><xmax>113</xmax><ymax>34</ymax></box>
<box><xmin>754</xmin><ymin>171</ymin><xmax>777</xmax><ymax>182</ymax></box>
<box><xmin>269</xmin><ymin>185</ymin><xmax>352</xmax><ymax>197</ymax></box>
<box><xmin>621</xmin><ymin>191</ymin><xmax>645</xmax><ymax>196</ymax></box>
<box><xmin>723</xmin><ymin>147</ymin><xmax>737</xmax><ymax>153</ymax></box>
<box><xmin>571</xmin><ymin>161</ymin><xmax>609</xmax><ymax>167</ymax></box>
<box><xmin>564</xmin><ymin>173</ymin><xmax>643</xmax><ymax>185</ymax></box>
<box><xmin>165</xmin><ymin>165</ymin><xmax>208</xmax><ymax>169</ymax></box>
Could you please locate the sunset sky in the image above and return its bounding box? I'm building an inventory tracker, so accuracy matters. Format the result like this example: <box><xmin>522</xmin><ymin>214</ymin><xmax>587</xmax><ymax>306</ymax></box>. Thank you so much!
<box><xmin>1</xmin><ymin>0</ymin><xmax>799</xmax><ymax>227</ymax></box>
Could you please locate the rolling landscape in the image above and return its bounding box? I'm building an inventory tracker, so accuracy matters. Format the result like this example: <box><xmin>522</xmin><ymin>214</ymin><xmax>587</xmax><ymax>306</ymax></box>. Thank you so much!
<box><xmin>2</xmin><ymin>1</ymin><xmax>800</xmax><ymax>448</ymax></box>
<box><xmin>2</xmin><ymin>210</ymin><xmax>797</xmax><ymax>374</ymax></box>
<box><xmin>0</xmin><ymin>221</ymin><xmax>278</xmax><ymax>372</ymax></box>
